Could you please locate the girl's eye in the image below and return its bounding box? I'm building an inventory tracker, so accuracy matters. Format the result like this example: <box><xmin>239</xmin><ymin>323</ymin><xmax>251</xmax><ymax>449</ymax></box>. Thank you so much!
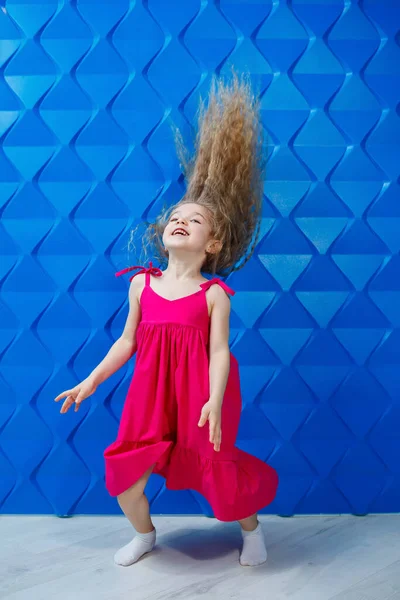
<box><xmin>170</xmin><ymin>217</ymin><xmax>200</xmax><ymax>224</ymax></box>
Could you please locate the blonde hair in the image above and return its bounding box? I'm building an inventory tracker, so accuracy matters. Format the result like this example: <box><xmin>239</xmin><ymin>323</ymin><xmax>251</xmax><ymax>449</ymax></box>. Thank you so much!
<box><xmin>128</xmin><ymin>69</ymin><xmax>266</xmax><ymax>276</ymax></box>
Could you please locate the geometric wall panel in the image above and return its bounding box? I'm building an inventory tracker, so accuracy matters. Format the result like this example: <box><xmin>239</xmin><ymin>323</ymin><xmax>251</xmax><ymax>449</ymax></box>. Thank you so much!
<box><xmin>0</xmin><ymin>0</ymin><xmax>399</xmax><ymax>515</ymax></box>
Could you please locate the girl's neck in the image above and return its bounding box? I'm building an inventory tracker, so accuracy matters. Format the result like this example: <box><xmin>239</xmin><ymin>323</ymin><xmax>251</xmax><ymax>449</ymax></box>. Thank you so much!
<box><xmin>162</xmin><ymin>260</ymin><xmax>203</xmax><ymax>282</ymax></box>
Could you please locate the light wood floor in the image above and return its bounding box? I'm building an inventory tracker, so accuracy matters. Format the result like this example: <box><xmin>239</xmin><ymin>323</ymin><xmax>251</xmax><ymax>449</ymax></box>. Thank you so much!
<box><xmin>1</xmin><ymin>514</ymin><xmax>399</xmax><ymax>600</ymax></box>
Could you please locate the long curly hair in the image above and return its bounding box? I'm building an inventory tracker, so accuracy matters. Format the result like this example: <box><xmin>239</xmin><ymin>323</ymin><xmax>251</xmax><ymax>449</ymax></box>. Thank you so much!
<box><xmin>128</xmin><ymin>69</ymin><xmax>266</xmax><ymax>277</ymax></box>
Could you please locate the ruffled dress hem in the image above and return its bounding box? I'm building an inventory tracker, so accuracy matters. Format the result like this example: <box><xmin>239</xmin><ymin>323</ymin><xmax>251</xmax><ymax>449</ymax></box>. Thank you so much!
<box><xmin>104</xmin><ymin>440</ymin><xmax>279</xmax><ymax>522</ymax></box>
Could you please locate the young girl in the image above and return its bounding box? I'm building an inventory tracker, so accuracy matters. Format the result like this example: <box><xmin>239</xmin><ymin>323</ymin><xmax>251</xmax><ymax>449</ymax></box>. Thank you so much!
<box><xmin>55</xmin><ymin>71</ymin><xmax>279</xmax><ymax>567</ymax></box>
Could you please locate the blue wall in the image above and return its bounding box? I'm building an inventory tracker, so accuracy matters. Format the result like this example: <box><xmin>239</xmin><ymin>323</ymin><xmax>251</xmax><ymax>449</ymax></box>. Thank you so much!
<box><xmin>0</xmin><ymin>0</ymin><xmax>399</xmax><ymax>516</ymax></box>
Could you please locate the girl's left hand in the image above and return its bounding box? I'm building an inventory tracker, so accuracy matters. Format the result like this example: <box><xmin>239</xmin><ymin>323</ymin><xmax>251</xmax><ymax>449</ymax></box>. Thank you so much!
<box><xmin>198</xmin><ymin>400</ymin><xmax>222</xmax><ymax>452</ymax></box>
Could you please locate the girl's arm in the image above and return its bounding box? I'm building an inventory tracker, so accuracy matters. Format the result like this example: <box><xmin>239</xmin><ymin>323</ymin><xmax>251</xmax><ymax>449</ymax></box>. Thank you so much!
<box><xmin>88</xmin><ymin>274</ymin><xmax>143</xmax><ymax>386</ymax></box>
<box><xmin>208</xmin><ymin>285</ymin><xmax>232</xmax><ymax>409</ymax></box>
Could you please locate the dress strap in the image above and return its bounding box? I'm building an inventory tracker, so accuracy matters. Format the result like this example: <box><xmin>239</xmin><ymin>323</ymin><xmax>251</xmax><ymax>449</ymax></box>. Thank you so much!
<box><xmin>114</xmin><ymin>261</ymin><xmax>163</xmax><ymax>283</ymax></box>
<box><xmin>200</xmin><ymin>278</ymin><xmax>235</xmax><ymax>296</ymax></box>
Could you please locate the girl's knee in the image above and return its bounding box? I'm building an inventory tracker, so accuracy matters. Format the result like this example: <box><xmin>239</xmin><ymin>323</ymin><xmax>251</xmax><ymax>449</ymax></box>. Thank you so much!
<box><xmin>117</xmin><ymin>464</ymin><xmax>155</xmax><ymax>502</ymax></box>
<box><xmin>117</xmin><ymin>482</ymin><xmax>143</xmax><ymax>503</ymax></box>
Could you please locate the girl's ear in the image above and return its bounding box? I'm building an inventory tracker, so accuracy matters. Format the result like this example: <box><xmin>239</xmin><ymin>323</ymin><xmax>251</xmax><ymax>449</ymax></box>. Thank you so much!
<box><xmin>207</xmin><ymin>240</ymin><xmax>222</xmax><ymax>254</ymax></box>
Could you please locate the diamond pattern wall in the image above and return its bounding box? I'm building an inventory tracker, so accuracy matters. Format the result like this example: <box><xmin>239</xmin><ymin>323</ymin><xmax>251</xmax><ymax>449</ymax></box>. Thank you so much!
<box><xmin>0</xmin><ymin>0</ymin><xmax>399</xmax><ymax>516</ymax></box>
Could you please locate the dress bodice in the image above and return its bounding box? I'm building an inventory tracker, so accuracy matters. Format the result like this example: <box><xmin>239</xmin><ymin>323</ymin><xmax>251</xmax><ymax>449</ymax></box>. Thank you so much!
<box><xmin>115</xmin><ymin>262</ymin><xmax>235</xmax><ymax>346</ymax></box>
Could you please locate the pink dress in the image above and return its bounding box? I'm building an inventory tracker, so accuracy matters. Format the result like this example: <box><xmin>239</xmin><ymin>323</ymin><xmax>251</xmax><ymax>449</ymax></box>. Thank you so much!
<box><xmin>103</xmin><ymin>262</ymin><xmax>279</xmax><ymax>521</ymax></box>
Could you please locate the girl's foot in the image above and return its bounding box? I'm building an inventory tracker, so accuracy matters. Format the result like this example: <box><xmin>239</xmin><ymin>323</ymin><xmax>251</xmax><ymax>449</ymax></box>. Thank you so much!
<box><xmin>239</xmin><ymin>521</ymin><xmax>267</xmax><ymax>567</ymax></box>
<box><xmin>114</xmin><ymin>527</ymin><xmax>156</xmax><ymax>566</ymax></box>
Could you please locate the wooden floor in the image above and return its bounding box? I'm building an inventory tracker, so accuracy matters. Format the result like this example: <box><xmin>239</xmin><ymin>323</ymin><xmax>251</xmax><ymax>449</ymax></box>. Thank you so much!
<box><xmin>1</xmin><ymin>514</ymin><xmax>399</xmax><ymax>600</ymax></box>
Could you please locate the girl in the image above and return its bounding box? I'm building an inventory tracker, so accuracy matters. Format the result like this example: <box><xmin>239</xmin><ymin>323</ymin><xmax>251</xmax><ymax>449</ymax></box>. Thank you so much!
<box><xmin>54</xmin><ymin>71</ymin><xmax>279</xmax><ymax>568</ymax></box>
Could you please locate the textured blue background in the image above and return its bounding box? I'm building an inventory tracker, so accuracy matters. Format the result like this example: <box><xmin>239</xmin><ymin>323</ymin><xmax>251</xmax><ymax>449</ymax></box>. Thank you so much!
<box><xmin>0</xmin><ymin>0</ymin><xmax>399</xmax><ymax>516</ymax></box>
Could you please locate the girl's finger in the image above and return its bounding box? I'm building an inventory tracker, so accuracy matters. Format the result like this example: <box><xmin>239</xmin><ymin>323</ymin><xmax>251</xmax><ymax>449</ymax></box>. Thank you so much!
<box><xmin>54</xmin><ymin>390</ymin><xmax>71</xmax><ymax>402</ymax></box>
<box><xmin>74</xmin><ymin>391</ymin><xmax>86</xmax><ymax>412</ymax></box>
<box><xmin>198</xmin><ymin>408</ymin><xmax>209</xmax><ymax>427</ymax></box>
<box><xmin>60</xmin><ymin>396</ymin><xmax>75</xmax><ymax>413</ymax></box>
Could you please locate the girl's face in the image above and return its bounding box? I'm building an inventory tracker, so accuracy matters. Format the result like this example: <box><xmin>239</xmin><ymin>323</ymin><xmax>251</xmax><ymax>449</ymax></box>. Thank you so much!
<box><xmin>163</xmin><ymin>202</ymin><xmax>220</xmax><ymax>257</ymax></box>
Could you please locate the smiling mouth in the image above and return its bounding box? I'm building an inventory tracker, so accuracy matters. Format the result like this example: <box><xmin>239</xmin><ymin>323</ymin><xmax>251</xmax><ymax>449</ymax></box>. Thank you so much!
<box><xmin>172</xmin><ymin>229</ymin><xmax>189</xmax><ymax>236</ymax></box>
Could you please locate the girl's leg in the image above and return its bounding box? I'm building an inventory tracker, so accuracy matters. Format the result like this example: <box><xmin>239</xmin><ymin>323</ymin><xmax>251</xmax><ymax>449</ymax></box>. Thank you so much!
<box><xmin>237</xmin><ymin>513</ymin><xmax>268</xmax><ymax>567</ymax></box>
<box><xmin>238</xmin><ymin>514</ymin><xmax>258</xmax><ymax>532</ymax></box>
<box><xmin>117</xmin><ymin>464</ymin><xmax>155</xmax><ymax>533</ymax></box>
<box><xmin>114</xmin><ymin>464</ymin><xmax>156</xmax><ymax>566</ymax></box>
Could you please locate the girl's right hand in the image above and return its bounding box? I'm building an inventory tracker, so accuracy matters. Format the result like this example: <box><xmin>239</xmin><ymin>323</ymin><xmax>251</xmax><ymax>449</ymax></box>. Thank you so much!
<box><xmin>54</xmin><ymin>377</ymin><xmax>98</xmax><ymax>413</ymax></box>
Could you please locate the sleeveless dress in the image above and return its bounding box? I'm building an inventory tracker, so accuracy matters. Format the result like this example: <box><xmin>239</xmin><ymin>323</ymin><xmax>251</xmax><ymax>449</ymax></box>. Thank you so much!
<box><xmin>103</xmin><ymin>262</ymin><xmax>279</xmax><ymax>522</ymax></box>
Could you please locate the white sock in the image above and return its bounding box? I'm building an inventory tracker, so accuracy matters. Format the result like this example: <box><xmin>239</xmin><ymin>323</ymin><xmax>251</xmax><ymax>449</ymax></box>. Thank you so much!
<box><xmin>114</xmin><ymin>527</ymin><xmax>156</xmax><ymax>566</ymax></box>
<box><xmin>239</xmin><ymin>521</ymin><xmax>268</xmax><ymax>567</ymax></box>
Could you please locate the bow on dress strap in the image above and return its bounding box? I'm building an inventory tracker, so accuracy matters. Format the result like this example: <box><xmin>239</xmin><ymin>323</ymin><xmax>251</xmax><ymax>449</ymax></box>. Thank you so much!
<box><xmin>202</xmin><ymin>278</ymin><xmax>235</xmax><ymax>296</ymax></box>
<box><xmin>115</xmin><ymin>261</ymin><xmax>163</xmax><ymax>282</ymax></box>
